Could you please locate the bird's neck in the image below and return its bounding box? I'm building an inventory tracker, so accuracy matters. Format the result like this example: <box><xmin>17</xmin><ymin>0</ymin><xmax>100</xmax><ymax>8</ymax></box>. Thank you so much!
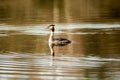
<box><xmin>49</xmin><ymin>31</ymin><xmax>54</xmax><ymax>43</ymax></box>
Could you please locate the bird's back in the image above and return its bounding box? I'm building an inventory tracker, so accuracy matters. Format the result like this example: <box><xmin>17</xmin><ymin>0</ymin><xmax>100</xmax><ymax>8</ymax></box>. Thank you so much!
<box><xmin>53</xmin><ymin>38</ymin><xmax>71</xmax><ymax>46</ymax></box>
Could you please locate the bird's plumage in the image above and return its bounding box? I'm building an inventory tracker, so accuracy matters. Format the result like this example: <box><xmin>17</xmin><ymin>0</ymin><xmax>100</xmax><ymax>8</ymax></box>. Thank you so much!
<box><xmin>48</xmin><ymin>24</ymin><xmax>71</xmax><ymax>46</ymax></box>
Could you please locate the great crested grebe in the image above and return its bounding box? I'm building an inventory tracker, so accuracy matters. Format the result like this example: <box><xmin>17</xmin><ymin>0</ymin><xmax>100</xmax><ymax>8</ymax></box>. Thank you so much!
<box><xmin>48</xmin><ymin>24</ymin><xmax>71</xmax><ymax>56</ymax></box>
<box><xmin>48</xmin><ymin>24</ymin><xmax>71</xmax><ymax>46</ymax></box>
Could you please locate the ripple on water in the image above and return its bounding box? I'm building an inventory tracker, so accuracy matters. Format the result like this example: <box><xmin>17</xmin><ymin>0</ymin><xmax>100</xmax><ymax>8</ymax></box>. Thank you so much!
<box><xmin>0</xmin><ymin>24</ymin><xmax>120</xmax><ymax>36</ymax></box>
<box><xmin>0</xmin><ymin>53</ymin><xmax>120</xmax><ymax>80</ymax></box>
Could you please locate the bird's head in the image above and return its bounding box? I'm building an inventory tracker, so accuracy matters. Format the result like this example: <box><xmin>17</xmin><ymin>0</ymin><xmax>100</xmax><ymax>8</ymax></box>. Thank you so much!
<box><xmin>48</xmin><ymin>24</ymin><xmax>55</xmax><ymax>32</ymax></box>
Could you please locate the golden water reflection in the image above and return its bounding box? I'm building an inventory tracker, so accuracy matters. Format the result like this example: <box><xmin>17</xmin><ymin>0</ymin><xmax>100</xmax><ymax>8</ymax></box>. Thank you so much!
<box><xmin>0</xmin><ymin>0</ymin><xmax>120</xmax><ymax>25</ymax></box>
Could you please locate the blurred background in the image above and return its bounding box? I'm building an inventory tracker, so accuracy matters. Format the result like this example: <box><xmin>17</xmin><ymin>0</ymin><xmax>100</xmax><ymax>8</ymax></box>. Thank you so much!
<box><xmin>0</xmin><ymin>0</ymin><xmax>120</xmax><ymax>25</ymax></box>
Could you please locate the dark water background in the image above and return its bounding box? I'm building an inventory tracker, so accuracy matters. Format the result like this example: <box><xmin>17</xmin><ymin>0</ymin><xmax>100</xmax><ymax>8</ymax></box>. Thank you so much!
<box><xmin>0</xmin><ymin>0</ymin><xmax>120</xmax><ymax>80</ymax></box>
<box><xmin>0</xmin><ymin>0</ymin><xmax>120</xmax><ymax>24</ymax></box>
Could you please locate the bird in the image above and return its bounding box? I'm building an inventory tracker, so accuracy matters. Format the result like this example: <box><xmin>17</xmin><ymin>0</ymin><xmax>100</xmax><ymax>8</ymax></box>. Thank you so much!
<box><xmin>48</xmin><ymin>24</ymin><xmax>71</xmax><ymax>56</ymax></box>
<box><xmin>48</xmin><ymin>24</ymin><xmax>71</xmax><ymax>46</ymax></box>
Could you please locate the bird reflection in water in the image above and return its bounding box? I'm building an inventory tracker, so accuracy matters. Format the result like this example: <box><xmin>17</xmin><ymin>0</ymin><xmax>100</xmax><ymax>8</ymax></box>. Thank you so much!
<box><xmin>48</xmin><ymin>24</ymin><xmax>71</xmax><ymax>56</ymax></box>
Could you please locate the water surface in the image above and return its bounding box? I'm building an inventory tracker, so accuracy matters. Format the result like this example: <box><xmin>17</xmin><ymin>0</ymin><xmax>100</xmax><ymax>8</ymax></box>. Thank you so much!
<box><xmin>0</xmin><ymin>24</ymin><xmax>120</xmax><ymax>80</ymax></box>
